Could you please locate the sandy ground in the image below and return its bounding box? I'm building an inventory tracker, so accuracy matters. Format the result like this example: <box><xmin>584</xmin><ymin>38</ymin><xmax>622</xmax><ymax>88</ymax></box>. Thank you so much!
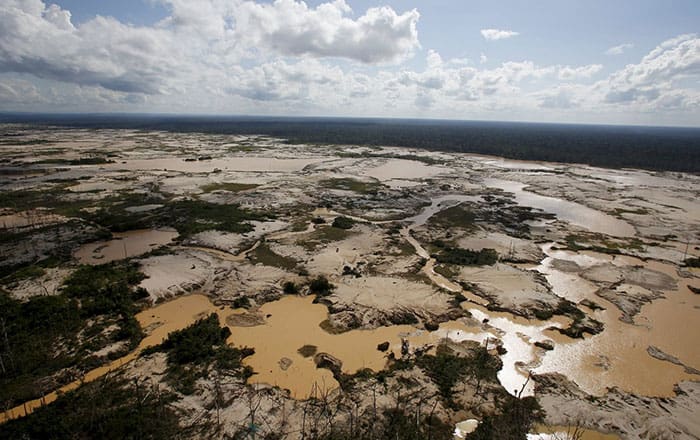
<box><xmin>2</xmin><ymin>126</ymin><xmax>699</xmax><ymax>438</ymax></box>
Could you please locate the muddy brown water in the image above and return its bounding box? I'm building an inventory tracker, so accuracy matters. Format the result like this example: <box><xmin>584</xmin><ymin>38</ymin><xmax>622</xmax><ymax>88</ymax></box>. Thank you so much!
<box><xmin>529</xmin><ymin>425</ymin><xmax>621</xmax><ymax>440</ymax></box>
<box><xmin>535</xmin><ymin>247</ymin><xmax>700</xmax><ymax>397</ymax></box>
<box><xmin>73</xmin><ymin>229</ymin><xmax>178</xmax><ymax>264</ymax></box>
<box><xmin>361</xmin><ymin>158</ymin><xmax>446</xmax><ymax>182</ymax></box>
<box><xmin>0</xmin><ymin>294</ymin><xmax>215</xmax><ymax>423</ymax></box>
<box><xmin>4</xmin><ymin>187</ymin><xmax>698</xmax><ymax>426</ymax></box>
<box><xmin>0</xmin><ymin>210</ymin><xmax>66</xmax><ymax>229</ymax></box>
<box><xmin>0</xmin><ymin>293</ymin><xmax>494</xmax><ymax>421</ymax></box>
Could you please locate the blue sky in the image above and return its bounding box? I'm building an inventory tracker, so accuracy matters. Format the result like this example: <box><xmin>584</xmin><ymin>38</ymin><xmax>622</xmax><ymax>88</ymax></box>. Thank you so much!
<box><xmin>1</xmin><ymin>0</ymin><xmax>699</xmax><ymax>126</ymax></box>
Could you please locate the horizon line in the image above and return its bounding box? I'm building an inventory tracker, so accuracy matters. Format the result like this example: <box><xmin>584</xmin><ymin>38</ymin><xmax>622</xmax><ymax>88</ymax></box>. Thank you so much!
<box><xmin>1</xmin><ymin>111</ymin><xmax>699</xmax><ymax>131</ymax></box>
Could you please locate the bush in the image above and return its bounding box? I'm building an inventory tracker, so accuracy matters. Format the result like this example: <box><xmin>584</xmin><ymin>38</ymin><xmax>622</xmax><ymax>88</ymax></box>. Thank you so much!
<box><xmin>146</xmin><ymin>314</ymin><xmax>254</xmax><ymax>394</ymax></box>
<box><xmin>233</xmin><ymin>296</ymin><xmax>251</xmax><ymax>309</ymax></box>
<box><xmin>434</xmin><ymin>246</ymin><xmax>498</xmax><ymax>266</ymax></box>
<box><xmin>283</xmin><ymin>281</ymin><xmax>299</xmax><ymax>294</ymax></box>
<box><xmin>684</xmin><ymin>257</ymin><xmax>700</xmax><ymax>268</ymax></box>
<box><xmin>0</xmin><ymin>375</ymin><xmax>180</xmax><ymax>440</ymax></box>
<box><xmin>332</xmin><ymin>216</ymin><xmax>355</xmax><ymax>230</ymax></box>
<box><xmin>309</xmin><ymin>275</ymin><xmax>335</xmax><ymax>297</ymax></box>
<box><xmin>0</xmin><ymin>262</ymin><xmax>147</xmax><ymax>407</ymax></box>
<box><xmin>468</xmin><ymin>395</ymin><xmax>544</xmax><ymax>440</ymax></box>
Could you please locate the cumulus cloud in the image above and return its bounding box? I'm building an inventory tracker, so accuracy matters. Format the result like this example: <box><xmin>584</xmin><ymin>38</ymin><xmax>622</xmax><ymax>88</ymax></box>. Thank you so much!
<box><xmin>538</xmin><ymin>85</ymin><xmax>584</xmax><ymax>109</ymax></box>
<box><xmin>0</xmin><ymin>0</ymin><xmax>421</xmax><ymax>98</ymax></box>
<box><xmin>602</xmin><ymin>34</ymin><xmax>700</xmax><ymax>104</ymax></box>
<box><xmin>480</xmin><ymin>29</ymin><xmax>519</xmax><ymax>41</ymax></box>
<box><xmin>226</xmin><ymin>59</ymin><xmax>344</xmax><ymax>101</ymax></box>
<box><xmin>0</xmin><ymin>1</ymin><xmax>697</xmax><ymax>124</ymax></box>
<box><xmin>557</xmin><ymin>64</ymin><xmax>603</xmax><ymax>80</ymax></box>
<box><xmin>234</xmin><ymin>0</ymin><xmax>420</xmax><ymax>63</ymax></box>
<box><xmin>0</xmin><ymin>1</ymin><xmax>178</xmax><ymax>94</ymax></box>
<box><xmin>605</xmin><ymin>43</ymin><xmax>633</xmax><ymax>55</ymax></box>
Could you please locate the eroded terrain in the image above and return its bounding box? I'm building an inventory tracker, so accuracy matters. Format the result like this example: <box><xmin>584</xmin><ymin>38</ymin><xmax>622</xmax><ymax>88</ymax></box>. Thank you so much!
<box><xmin>1</xmin><ymin>125</ymin><xmax>698</xmax><ymax>439</ymax></box>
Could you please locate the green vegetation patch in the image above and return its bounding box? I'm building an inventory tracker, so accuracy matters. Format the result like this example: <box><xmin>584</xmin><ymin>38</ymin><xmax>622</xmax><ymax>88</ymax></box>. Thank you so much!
<box><xmin>0</xmin><ymin>264</ymin><xmax>46</xmax><ymax>284</ymax></box>
<box><xmin>432</xmin><ymin>263</ymin><xmax>459</xmax><ymax>279</ymax></box>
<box><xmin>78</xmin><ymin>191</ymin><xmax>166</xmax><ymax>232</ymax></box>
<box><xmin>283</xmin><ymin>281</ymin><xmax>300</xmax><ymax>294</ymax></box>
<box><xmin>159</xmin><ymin>199</ymin><xmax>268</xmax><ymax>237</ymax></box>
<box><xmin>468</xmin><ymin>395</ymin><xmax>544</xmax><ymax>440</ymax></box>
<box><xmin>250</xmin><ymin>243</ymin><xmax>298</xmax><ymax>271</ymax></box>
<box><xmin>336</xmin><ymin>151</ymin><xmax>443</xmax><ymax>165</ymax></box>
<box><xmin>0</xmin><ymin>186</ymin><xmax>95</xmax><ymax>218</ymax></box>
<box><xmin>684</xmin><ymin>257</ymin><xmax>700</xmax><ymax>268</ymax></box>
<box><xmin>432</xmin><ymin>242</ymin><xmax>498</xmax><ymax>266</ymax></box>
<box><xmin>143</xmin><ymin>314</ymin><xmax>254</xmax><ymax>394</ymax></box>
<box><xmin>613</xmin><ymin>207</ymin><xmax>649</xmax><ymax>216</ymax></box>
<box><xmin>564</xmin><ymin>233</ymin><xmax>644</xmax><ymax>255</ymax></box>
<box><xmin>428</xmin><ymin>204</ymin><xmax>476</xmax><ymax>231</ymax></box>
<box><xmin>0</xmin><ymin>374</ymin><xmax>180</xmax><ymax>440</ymax></box>
<box><xmin>320</xmin><ymin>178</ymin><xmax>383</xmax><ymax>194</ymax></box>
<box><xmin>300</xmin><ymin>225</ymin><xmax>355</xmax><ymax>249</ymax></box>
<box><xmin>416</xmin><ymin>345</ymin><xmax>499</xmax><ymax>408</ymax></box>
<box><xmin>331</xmin><ymin>216</ymin><xmax>356</xmax><ymax>230</ymax></box>
<box><xmin>0</xmin><ymin>138</ymin><xmax>51</xmax><ymax>146</ymax></box>
<box><xmin>0</xmin><ymin>262</ymin><xmax>147</xmax><ymax>408</ymax></box>
<box><xmin>200</xmin><ymin>182</ymin><xmax>259</xmax><ymax>193</ymax></box>
<box><xmin>33</xmin><ymin>156</ymin><xmax>114</xmax><ymax>165</ymax></box>
<box><xmin>309</xmin><ymin>275</ymin><xmax>335</xmax><ymax>297</ymax></box>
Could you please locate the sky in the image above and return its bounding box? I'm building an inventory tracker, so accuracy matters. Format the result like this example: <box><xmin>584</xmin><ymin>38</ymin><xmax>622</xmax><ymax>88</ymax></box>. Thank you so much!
<box><xmin>0</xmin><ymin>0</ymin><xmax>699</xmax><ymax>126</ymax></box>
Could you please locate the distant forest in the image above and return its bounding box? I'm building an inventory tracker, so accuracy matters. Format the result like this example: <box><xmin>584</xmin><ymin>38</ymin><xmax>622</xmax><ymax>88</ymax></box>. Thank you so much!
<box><xmin>2</xmin><ymin>114</ymin><xmax>699</xmax><ymax>173</ymax></box>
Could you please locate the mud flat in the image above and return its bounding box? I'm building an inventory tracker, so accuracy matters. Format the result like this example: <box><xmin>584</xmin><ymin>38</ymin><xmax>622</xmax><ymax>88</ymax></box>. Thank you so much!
<box><xmin>484</xmin><ymin>178</ymin><xmax>636</xmax><ymax>237</ymax></box>
<box><xmin>1</xmin><ymin>126</ymin><xmax>699</xmax><ymax>438</ymax></box>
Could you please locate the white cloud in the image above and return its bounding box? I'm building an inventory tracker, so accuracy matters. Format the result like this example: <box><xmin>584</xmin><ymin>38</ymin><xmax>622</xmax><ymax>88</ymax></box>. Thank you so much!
<box><xmin>605</xmin><ymin>43</ymin><xmax>633</xmax><ymax>55</ymax></box>
<box><xmin>0</xmin><ymin>2</ymin><xmax>179</xmax><ymax>94</ymax></box>
<box><xmin>602</xmin><ymin>34</ymin><xmax>700</xmax><ymax>105</ymax></box>
<box><xmin>234</xmin><ymin>0</ymin><xmax>420</xmax><ymax>63</ymax></box>
<box><xmin>0</xmin><ymin>0</ymin><xmax>421</xmax><ymax>99</ymax></box>
<box><xmin>557</xmin><ymin>64</ymin><xmax>603</xmax><ymax>80</ymax></box>
<box><xmin>0</xmin><ymin>1</ymin><xmax>697</xmax><ymax>125</ymax></box>
<box><xmin>480</xmin><ymin>28</ymin><xmax>519</xmax><ymax>41</ymax></box>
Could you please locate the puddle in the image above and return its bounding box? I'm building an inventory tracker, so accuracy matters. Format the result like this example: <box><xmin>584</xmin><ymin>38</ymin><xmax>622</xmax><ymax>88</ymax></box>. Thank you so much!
<box><xmin>403</xmin><ymin>194</ymin><xmax>481</xmax><ymax>227</ymax></box>
<box><xmin>0</xmin><ymin>210</ymin><xmax>66</xmax><ymax>229</ymax></box>
<box><xmin>103</xmin><ymin>157</ymin><xmax>325</xmax><ymax>173</ymax></box>
<box><xmin>362</xmin><ymin>159</ymin><xmax>445</xmax><ymax>182</ymax></box>
<box><xmin>74</xmin><ymin>229</ymin><xmax>178</xmax><ymax>264</ymax></box>
<box><xmin>485</xmin><ymin>179</ymin><xmax>635</xmax><ymax>237</ymax></box>
<box><xmin>530</xmin><ymin>425</ymin><xmax>621</xmax><ymax>440</ymax></box>
<box><xmin>454</xmin><ymin>419</ymin><xmax>479</xmax><ymax>439</ymax></box>
<box><xmin>124</xmin><ymin>204</ymin><xmax>164</xmax><ymax>213</ymax></box>
<box><xmin>467</xmin><ymin>307</ymin><xmax>566</xmax><ymax>397</ymax></box>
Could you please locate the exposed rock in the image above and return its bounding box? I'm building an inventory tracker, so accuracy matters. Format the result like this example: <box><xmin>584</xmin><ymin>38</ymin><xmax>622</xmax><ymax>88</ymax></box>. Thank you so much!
<box><xmin>647</xmin><ymin>346</ymin><xmax>700</xmax><ymax>375</ymax></box>
<box><xmin>534</xmin><ymin>373</ymin><xmax>700</xmax><ymax>440</ymax></box>
<box><xmin>534</xmin><ymin>340</ymin><xmax>554</xmax><ymax>351</ymax></box>
<box><xmin>278</xmin><ymin>357</ymin><xmax>293</xmax><ymax>371</ymax></box>
<box><xmin>314</xmin><ymin>353</ymin><xmax>343</xmax><ymax>374</ymax></box>
<box><xmin>226</xmin><ymin>312</ymin><xmax>265</xmax><ymax>327</ymax></box>
<box><xmin>549</xmin><ymin>258</ymin><xmax>582</xmax><ymax>273</ymax></box>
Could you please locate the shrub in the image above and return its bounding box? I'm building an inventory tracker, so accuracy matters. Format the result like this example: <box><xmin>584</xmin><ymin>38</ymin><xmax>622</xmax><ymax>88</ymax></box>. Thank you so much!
<box><xmin>331</xmin><ymin>216</ymin><xmax>355</xmax><ymax>230</ymax></box>
<box><xmin>309</xmin><ymin>275</ymin><xmax>335</xmax><ymax>297</ymax></box>
<box><xmin>283</xmin><ymin>281</ymin><xmax>299</xmax><ymax>294</ymax></box>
